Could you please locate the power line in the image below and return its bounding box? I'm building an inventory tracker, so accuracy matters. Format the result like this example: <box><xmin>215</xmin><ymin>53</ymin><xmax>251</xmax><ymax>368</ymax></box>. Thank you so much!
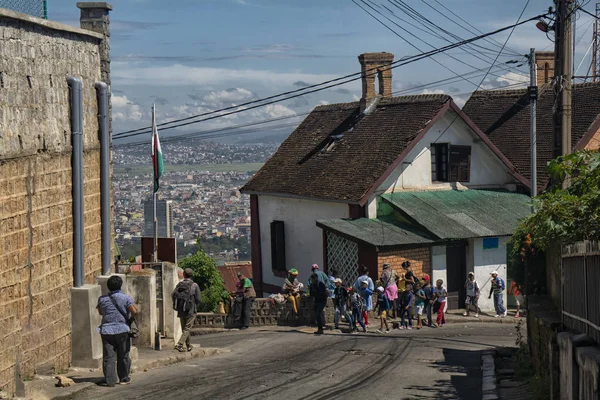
<box><xmin>387</xmin><ymin>0</ymin><xmax>526</xmax><ymax>70</ymax></box>
<box><xmin>357</xmin><ymin>0</ymin><xmax>526</xmax><ymax>88</ymax></box>
<box><xmin>112</xmin><ymin>12</ymin><xmax>548</xmax><ymax>139</ymax></box>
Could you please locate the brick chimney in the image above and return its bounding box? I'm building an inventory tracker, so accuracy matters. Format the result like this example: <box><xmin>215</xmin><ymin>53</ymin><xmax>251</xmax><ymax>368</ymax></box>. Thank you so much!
<box><xmin>358</xmin><ymin>52</ymin><xmax>394</xmax><ymax>113</ymax></box>
<box><xmin>535</xmin><ymin>51</ymin><xmax>554</xmax><ymax>87</ymax></box>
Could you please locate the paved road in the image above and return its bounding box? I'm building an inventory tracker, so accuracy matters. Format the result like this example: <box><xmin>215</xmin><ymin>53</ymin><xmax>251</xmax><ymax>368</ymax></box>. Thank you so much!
<box><xmin>73</xmin><ymin>323</ymin><xmax>518</xmax><ymax>400</ymax></box>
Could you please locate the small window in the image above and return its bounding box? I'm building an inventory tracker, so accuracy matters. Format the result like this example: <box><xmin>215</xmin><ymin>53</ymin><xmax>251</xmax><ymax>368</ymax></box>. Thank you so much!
<box><xmin>449</xmin><ymin>145</ymin><xmax>471</xmax><ymax>182</ymax></box>
<box><xmin>270</xmin><ymin>221</ymin><xmax>286</xmax><ymax>272</ymax></box>
<box><xmin>431</xmin><ymin>143</ymin><xmax>449</xmax><ymax>182</ymax></box>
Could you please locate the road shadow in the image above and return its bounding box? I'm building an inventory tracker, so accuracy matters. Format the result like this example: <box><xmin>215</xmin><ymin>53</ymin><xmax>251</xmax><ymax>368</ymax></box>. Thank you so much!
<box><xmin>401</xmin><ymin>348</ymin><xmax>482</xmax><ymax>400</ymax></box>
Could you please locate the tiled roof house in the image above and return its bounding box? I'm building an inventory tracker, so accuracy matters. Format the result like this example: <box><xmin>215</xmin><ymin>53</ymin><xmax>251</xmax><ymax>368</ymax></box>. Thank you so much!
<box><xmin>463</xmin><ymin>51</ymin><xmax>600</xmax><ymax>190</ymax></box>
<box><xmin>241</xmin><ymin>52</ymin><xmax>532</xmax><ymax>311</ymax></box>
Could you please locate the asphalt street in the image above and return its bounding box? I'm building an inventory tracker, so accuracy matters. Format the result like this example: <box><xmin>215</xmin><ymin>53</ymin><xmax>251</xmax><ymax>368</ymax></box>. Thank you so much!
<box><xmin>72</xmin><ymin>323</ymin><xmax>519</xmax><ymax>400</ymax></box>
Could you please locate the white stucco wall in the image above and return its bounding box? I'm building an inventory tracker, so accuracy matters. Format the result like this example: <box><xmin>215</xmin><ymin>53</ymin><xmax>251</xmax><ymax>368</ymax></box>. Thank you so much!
<box><xmin>471</xmin><ymin>236</ymin><xmax>509</xmax><ymax>312</ymax></box>
<box><xmin>367</xmin><ymin>111</ymin><xmax>518</xmax><ymax>210</ymax></box>
<box><xmin>431</xmin><ymin>245</ymin><xmax>447</xmax><ymax>286</ymax></box>
<box><xmin>257</xmin><ymin>195</ymin><xmax>349</xmax><ymax>289</ymax></box>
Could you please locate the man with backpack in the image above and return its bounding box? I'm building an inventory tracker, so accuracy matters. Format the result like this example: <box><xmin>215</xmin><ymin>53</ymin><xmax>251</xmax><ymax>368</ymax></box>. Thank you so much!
<box><xmin>488</xmin><ymin>270</ymin><xmax>507</xmax><ymax>318</ymax></box>
<box><xmin>172</xmin><ymin>268</ymin><xmax>202</xmax><ymax>352</ymax></box>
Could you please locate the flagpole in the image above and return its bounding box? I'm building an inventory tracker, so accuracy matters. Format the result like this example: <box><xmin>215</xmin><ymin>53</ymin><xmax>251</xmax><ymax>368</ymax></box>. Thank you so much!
<box><xmin>152</xmin><ymin>104</ymin><xmax>158</xmax><ymax>263</ymax></box>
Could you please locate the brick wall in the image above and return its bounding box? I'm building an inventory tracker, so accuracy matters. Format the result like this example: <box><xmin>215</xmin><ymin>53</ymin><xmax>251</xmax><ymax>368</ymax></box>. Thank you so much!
<box><xmin>0</xmin><ymin>9</ymin><xmax>106</xmax><ymax>395</ymax></box>
<box><xmin>377</xmin><ymin>246</ymin><xmax>432</xmax><ymax>280</ymax></box>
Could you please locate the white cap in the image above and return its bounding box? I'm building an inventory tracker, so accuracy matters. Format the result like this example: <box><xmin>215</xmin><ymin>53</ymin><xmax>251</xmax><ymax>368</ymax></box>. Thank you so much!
<box><xmin>334</xmin><ymin>278</ymin><xmax>342</xmax><ymax>284</ymax></box>
<box><xmin>377</xmin><ymin>286</ymin><xmax>384</xmax><ymax>292</ymax></box>
<box><xmin>361</xmin><ymin>280</ymin><xmax>369</xmax><ymax>284</ymax></box>
<box><xmin>490</xmin><ymin>270</ymin><xmax>498</xmax><ymax>275</ymax></box>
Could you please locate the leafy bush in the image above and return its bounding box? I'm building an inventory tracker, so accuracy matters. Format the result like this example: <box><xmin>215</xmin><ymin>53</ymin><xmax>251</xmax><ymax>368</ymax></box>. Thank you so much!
<box><xmin>178</xmin><ymin>248</ymin><xmax>229</xmax><ymax>312</ymax></box>
<box><xmin>509</xmin><ymin>150</ymin><xmax>600</xmax><ymax>259</ymax></box>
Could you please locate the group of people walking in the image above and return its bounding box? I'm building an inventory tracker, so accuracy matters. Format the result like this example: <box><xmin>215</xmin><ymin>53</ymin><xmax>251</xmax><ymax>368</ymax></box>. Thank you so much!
<box><xmin>284</xmin><ymin>262</ymin><xmax>519</xmax><ymax>335</ymax></box>
<box><xmin>283</xmin><ymin>262</ymin><xmax>453</xmax><ymax>334</ymax></box>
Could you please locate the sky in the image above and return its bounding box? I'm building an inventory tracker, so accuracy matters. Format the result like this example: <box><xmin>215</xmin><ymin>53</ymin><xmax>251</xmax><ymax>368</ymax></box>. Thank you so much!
<box><xmin>49</xmin><ymin>0</ymin><xmax>597</xmax><ymax>144</ymax></box>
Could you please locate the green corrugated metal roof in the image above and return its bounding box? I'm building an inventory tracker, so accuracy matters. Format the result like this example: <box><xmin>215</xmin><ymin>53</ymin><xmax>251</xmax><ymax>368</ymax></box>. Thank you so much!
<box><xmin>316</xmin><ymin>218</ymin><xmax>434</xmax><ymax>248</ymax></box>
<box><xmin>381</xmin><ymin>190</ymin><xmax>532</xmax><ymax>239</ymax></box>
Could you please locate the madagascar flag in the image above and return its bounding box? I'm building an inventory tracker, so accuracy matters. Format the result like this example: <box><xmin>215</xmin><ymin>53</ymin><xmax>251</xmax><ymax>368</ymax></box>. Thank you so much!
<box><xmin>151</xmin><ymin>105</ymin><xmax>164</xmax><ymax>193</ymax></box>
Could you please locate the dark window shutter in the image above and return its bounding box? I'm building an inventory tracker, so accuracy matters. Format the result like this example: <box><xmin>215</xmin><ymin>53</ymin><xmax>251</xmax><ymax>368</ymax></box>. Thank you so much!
<box><xmin>449</xmin><ymin>145</ymin><xmax>471</xmax><ymax>182</ymax></box>
<box><xmin>270</xmin><ymin>221</ymin><xmax>286</xmax><ymax>272</ymax></box>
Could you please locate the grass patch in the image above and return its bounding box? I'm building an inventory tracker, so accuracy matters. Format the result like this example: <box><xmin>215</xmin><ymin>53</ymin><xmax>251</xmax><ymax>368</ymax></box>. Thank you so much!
<box><xmin>114</xmin><ymin>162</ymin><xmax>264</xmax><ymax>175</ymax></box>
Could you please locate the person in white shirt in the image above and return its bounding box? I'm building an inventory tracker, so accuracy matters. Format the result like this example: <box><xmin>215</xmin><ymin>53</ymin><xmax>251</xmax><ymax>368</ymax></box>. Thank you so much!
<box><xmin>433</xmin><ymin>279</ymin><xmax>447</xmax><ymax>327</ymax></box>
<box><xmin>463</xmin><ymin>272</ymin><xmax>480</xmax><ymax>318</ymax></box>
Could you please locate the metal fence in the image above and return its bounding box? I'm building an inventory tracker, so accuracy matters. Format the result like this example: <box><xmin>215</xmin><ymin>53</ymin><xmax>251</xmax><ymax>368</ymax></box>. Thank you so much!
<box><xmin>562</xmin><ymin>240</ymin><xmax>600</xmax><ymax>344</ymax></box>
<box><xmin>0</xmin><ymin>0</ymin><xmax>47</xmax><ymax>19</ymax></box>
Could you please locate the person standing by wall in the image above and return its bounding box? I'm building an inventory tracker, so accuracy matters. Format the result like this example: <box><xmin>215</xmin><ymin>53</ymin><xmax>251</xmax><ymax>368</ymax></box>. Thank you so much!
<box><xmin>353</xmin><ymin>265</ymin><xmax>374</xmax><ymax>326</ymax></box>
<box><xmin>399</xmin><ymin>283</ymin><xmax>414</xmax><ymax>330</ymax></box>
<box><xmin>309</xmin><ymin>270</ymin><xmax>329</xmax><ymax>335</ymax></box>
<box><xmin>375</xmin><ymin>286</ymin><xmax>391</xmax><ymax>333</ymax></box>
<box><xmin>421</xmin><ymin>275</ymin><xmax>434</xmax><ymax>327</ymax></box>
<box><xmin>489</xmin><ymin>271</ymin><xmax>507</xmax><ymax>318</ymax></box>
<box><xmin>333</xmin><ymin>278</ymin><xmax>352</xmax><ymax>330</ymax></box>
<box><xmin>463</xmin><ymin>272</ymin><xmax>480</xmax><ymax>318</ymax></box>
<box><xmin>238</xmin><ymin>271</ymin><xmax>256</xmax><ymax>329</ymax></box>
<box><xmin>172</xmin><ymin>268</ymin><xmax>202</xmax><ymax>352</ymax></box>
<box><xmin>509</xmin><ymin>281</ymin><xmax>525</xmax><ymax>318</ymax></box>
<box><xmin>348</xmin><ymin>287</ymin><xmax>366</xmax><ymax>333</ymax></box>
<box><xmin>434</xmin><ymin>279</ymin><xmax>447</xmax><ymax>327</ymax></box>
<box><xmin>380</xmin><ymin>263</ymin><xmax>398</xmax><ymax>319</ymax></box>
<box><xmin>97</xmin><ymin>276</ymin><xmax>137</xmax><ymax>387</ymax></box>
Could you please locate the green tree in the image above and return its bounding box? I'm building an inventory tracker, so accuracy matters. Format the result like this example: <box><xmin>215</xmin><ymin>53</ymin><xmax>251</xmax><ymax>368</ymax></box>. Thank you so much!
<box><xmin>509</xmin><ymin>150</ymin><xmax>600</xmax><ymax>259</ymax></box>
<box><xmin>178</xmin><ymin>248</ymin><xmax>229</xmax><ymax>312</ymax></box>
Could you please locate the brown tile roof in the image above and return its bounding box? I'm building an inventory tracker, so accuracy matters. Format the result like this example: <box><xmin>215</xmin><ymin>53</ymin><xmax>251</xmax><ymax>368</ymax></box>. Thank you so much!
<box><xmin>462</xmin><ymin>82</ymin><xmax>600</xmax><ymax>188</ymax></box>
<box><xmin>241</xmin><ymin>94</ymin><xmax>451</xmax><ymax>203</ymax></box>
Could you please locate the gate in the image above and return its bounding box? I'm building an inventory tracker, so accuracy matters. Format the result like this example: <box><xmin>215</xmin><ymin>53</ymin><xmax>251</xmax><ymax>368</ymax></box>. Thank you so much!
<box><xmin>562</xmin><ymin>241</ymin><xmax>600</xmax><ymax>344</ymax></box>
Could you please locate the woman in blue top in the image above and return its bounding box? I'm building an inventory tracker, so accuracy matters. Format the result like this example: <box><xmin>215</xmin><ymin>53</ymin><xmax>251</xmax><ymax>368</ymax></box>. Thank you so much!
<box><xmin>353</xmin><ymin>265</ymin><xmax>374</xmax><ymax>326</ymax></box>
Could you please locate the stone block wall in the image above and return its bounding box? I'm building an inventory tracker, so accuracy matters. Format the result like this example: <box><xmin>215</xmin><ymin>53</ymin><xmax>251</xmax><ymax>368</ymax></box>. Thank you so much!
<box><xmin>195</xmin><ymin>298</ymin><xmax>336</xmax><ymax>329</ymax></box>
<box><xmin>0</xmin><ymin>8</ymin><xmax>107</xmax><ymax>395</ymax></box>
<box><xmin>377</xmin><ymin>246</ymin><xmax>432</xmax><ymax>280</ymax></box>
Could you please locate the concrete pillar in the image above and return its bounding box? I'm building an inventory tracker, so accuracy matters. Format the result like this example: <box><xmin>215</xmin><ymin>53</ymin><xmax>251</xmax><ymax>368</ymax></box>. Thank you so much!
<box><xmin>126</xmin><ymin>271</ymin><xmax>157</xmax><ymax>349</ymax></box>
<box><xmin>77</xmin><ymin>2</ymin><xmax>112</xmax><ymax>133</ymax></box>
<box><xmin>96</xmin><ymin>273</ymin><xmax>127</xmax><ymax>296</ymax></box>
<box><xmin>162</xmin><ymin>263</ymin><xmax>182</xmax><ymax>343</ymax></box>
<box><xmin>71</xmin><ymin>285</ymin><xmax>103</xmax><ymax>368</ymax></box>
<box><xmin>575</xmin><ymin>346</ymin><xmax>600</xmax><ymax>400</ymax></box>
<box><xmin>558</xmin><ymin>332</ymin><xmax>596</xmax><ymax>400</ymax></box>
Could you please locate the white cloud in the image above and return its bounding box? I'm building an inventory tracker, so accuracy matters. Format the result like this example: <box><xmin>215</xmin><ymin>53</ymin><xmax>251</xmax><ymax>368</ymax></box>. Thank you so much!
<box><xmin>112</xmin><ymin>62</ymin><xmax>339</xmax><ymax>87</ymax></box>
<box><xmin>317</xmin><ymin>100</ymin><xmax>330</xmax><ymax>105</ymax></box>
<box><xmin>112</xmin><ymin>95</ymin><xmax>144</xmax><ymax>122</ymax></box>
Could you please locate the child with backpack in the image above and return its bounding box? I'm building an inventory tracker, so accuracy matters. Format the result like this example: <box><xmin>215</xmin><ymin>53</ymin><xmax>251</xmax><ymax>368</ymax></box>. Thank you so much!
<box><xmin>399</xmin><ymin>283</ymin><xmax>414</xmax><ymax>330</ymax></box>
<box><xmin>348</xmin><ymin>287</ymin><xmax>366</xmax><ymax>333</ymax></box>
<box><xmin>375</xmin><ymin>286</ymin><xmax>391</xmax><ymax>334</ymax></box>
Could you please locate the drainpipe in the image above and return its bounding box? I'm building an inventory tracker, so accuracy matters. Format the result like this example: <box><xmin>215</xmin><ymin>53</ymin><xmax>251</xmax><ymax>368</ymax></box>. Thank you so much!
<box><xmin>95</xmin><ymin>82</ymin><xmax>111</xmax><ymax>275</ymax></box>
<box><xmin>67</xmin><ymin>76</ymin><xmax>84</xmax><ymax>288</ymax></box>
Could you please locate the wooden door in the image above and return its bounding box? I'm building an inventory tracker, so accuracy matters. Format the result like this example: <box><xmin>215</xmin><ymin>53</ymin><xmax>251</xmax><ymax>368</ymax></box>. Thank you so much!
<box><xmin>446</xmin><ymin>241</ymin><xmax>467</xmax><ymax>310</ymax></box>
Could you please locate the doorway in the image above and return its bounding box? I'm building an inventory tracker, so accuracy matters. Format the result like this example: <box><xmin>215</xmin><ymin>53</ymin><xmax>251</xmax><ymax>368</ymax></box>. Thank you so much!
<box><xmin>446</xmin><ymin>241</ymin><xmax>467</xmax><ymax>310</ymax></box>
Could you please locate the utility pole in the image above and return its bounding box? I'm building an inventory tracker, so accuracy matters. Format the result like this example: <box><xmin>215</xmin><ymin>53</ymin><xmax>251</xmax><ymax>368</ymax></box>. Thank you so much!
<box><xmin>529</xmin><ymin>49</ymin><xmax>538</xmax><ymax>200</ymax></box>
<box><xmin>553</xmin><ymin>0</ymin><xmax>573</xmax><ymax>188</ymax></box>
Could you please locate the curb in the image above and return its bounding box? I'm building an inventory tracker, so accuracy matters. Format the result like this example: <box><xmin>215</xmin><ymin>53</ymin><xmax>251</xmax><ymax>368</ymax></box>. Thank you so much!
<box><xmin>133</xmin><ymin>347</ymin><xmax>226</xmax><ymax>372</ymax></box>
<box><xmin>481</xmin><ymin>350</ymin><xmax>498</xmax><ymax>400</ymax></box>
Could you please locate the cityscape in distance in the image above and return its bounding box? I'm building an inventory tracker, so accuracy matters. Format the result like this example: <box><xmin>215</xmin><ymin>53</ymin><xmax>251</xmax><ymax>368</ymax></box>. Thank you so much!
<box><xmin>113</xmin><ymin>139</ymin><xmax>280</xmax><ymax>262</ymax></box>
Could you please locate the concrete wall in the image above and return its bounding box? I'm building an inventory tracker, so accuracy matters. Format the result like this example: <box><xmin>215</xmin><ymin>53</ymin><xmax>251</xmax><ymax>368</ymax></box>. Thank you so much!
<box><xmin>368</xmin><ymin>111</ymin><xmax>519</xmax><ymax>212</ymax></box>
<box><xmin>431</xmin><ymin>245</ymin><xmax>447</xmax><ymax>287</ymax></box>
<box><xmin>0</xmin><ymin>7</ymin><xmax>109</xmax><ymax>395</ymax></box>
<box><xmin>257</xmin><ymin>195</ymin><xmax>348</xmax><ymax>288</ymax></box>
<box><xmin>471</xmin><ymin>236</ymin><xmax>509</xmax><ymax>311</ymax></box>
